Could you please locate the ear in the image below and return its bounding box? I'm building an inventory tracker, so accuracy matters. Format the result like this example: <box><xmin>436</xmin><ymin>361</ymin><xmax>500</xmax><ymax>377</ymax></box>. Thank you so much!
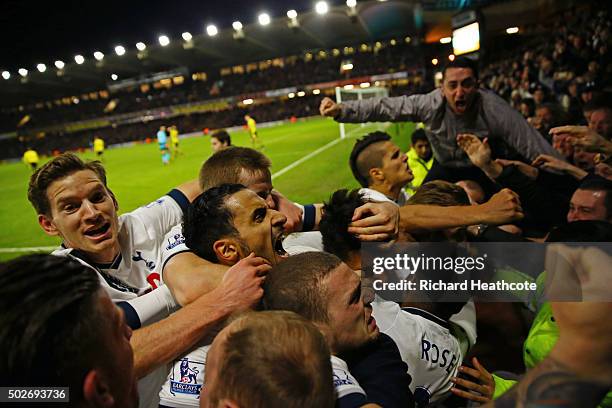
<box><xmin>368</xmin><ymin>167</ymin><xmax>384</xmax><ymax>183</ymax></box>
<box><xmin>38</xmin><ymin>214</ymin><xmax>60</xmax><ymax>237</ymax></box>
<box><xmin>213</xmin><ymin>239</ymin><xmax>242</xmax><ymax>265</ymax></box>
<box><xmin>218</xmin><ymin>399</ymin><xmax>241</xmax><ymax>408</ymax></box>
<box><xmin>83</xmin><ymin>370</ymin><xmax>115</xmax><ymax>407</ymax></box>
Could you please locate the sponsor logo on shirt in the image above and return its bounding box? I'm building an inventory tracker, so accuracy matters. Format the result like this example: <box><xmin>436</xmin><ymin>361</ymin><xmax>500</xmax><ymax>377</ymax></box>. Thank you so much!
<box><xmin>166</xmin><ymin>233</ymin><xmax>185</xmax><ymax>251</ymax></box>
<box><xmin>169</xmin><ymin>357</ymin><xmax>205</xmax><ymax>397</ymax></box>
<box><xmin>333</xmin><ymin>370</ymin><xmax>355</xmax><ymax>387</ymax></box>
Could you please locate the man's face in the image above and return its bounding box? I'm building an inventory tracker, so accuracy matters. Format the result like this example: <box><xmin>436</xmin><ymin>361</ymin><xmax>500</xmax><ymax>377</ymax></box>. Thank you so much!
<box><xmin>379</xmin><ymin>141</ymin><xmax>413</xmax><ymax>189</ymax></box>
<box><xmin>40</xmin><ymin>170</ymin><xmax>120</xmax><ymax>263</ymax></box>
<box><xmin>239</xmin><ymin>169</ymin><xmax>275</xmax><ymax>209</ymax></box>
<box><xmin>324</xmin><ymin>263</ymin><xmax>378</xmax><ymax>353</ymax></box>
<box><xmin>413</xmin><ymin>139</ymin><xmax>432</xmax><ymax>161</ymax></box>
<box><xmin>442</xmin><ymin>67</ymin><xmax>478</xmax><ymax>115</ymax></box>
<box><xmin>536</xmin><ymin>107</ymin><xmax>553</xmax><ymax>128</ymax></box>
<box><xmin>568</xmin><ymin>189</ymin><xmax>609</xmax><ymax>222</ymax></box>
<box><xmin>533</xmin><ymin>90</ymin><xmax>545</xmax><ymax>105</ymax></box>
<box><xmin>589</xmin><ymin>110</ymin><xmax>612</xmax><ymax>139</ymax></box>
<box><xmin>97</xmin><ymin>291</ymin><xmax>138</xmax><ymax>408</ymax></box>
<box><xmin>225</xmin><ymin>189</ymin><xmax>288</xmax><ymax>265</ymax></box>
<box><xmin>210</xmin><ymin>137</ymin><xmax>227</xmax><ymax>153</ymax></box>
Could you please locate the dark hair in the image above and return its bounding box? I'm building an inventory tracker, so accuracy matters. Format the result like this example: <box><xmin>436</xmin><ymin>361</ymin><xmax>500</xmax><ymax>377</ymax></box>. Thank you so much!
<box><xmin>320</xmin><ymin>189</ymin><xmax>365</xmax><ymax>261</ymax></box>
<box><xmin>211</xmin><ymin>129</ymin><xmax>232</xmax><ymax>146</ymax></box>
<box><xmin>547</xmin><ymin>220</ymin><xmax>612</xmax><ymax>242</ymax></box>
<box><xmin>442</xmin><ymin>56</ymin><xmax>479</xmax><ymax>80</ymax></box>
<box><xmin>578</xmin><ymin>177</ymin><xmax>612</xmax><ymax>218</ymax></box>
<box><xmin>0</xmin><ymin>254</ymin><xmax>101</xmax><ymax>402</ymax></box>
<box><xmin>183</xmin><ymin>184</ymin><xmax>246</xmax><ymax>262</ymax></box>
<box><xmin>199</xmin><ymin>147</ymin><xmax>271</xmax><ymax>191</ymax></box>
<box><xmin>28</xmin><ymin>153</ymin><xmax>109</xmax><ymax>216</ymax></box>
<box><xmin>411</xmin><ymin>128</ymin><xmax>428</xmax><ymax>145</ymax></box>
<box><xmin>349</xmin><ymin>131</ymin><xmax>391</xmax><ymax>187</ymax></box>
<box><xmin>520</xmin><ymin>98</ymin><xmax>536</xmax><ymax>117</ymax></box>
<box><xmin>263</xmin><ymin>252</ymin><xmax>343</xmax><ymax>323</ymax></box>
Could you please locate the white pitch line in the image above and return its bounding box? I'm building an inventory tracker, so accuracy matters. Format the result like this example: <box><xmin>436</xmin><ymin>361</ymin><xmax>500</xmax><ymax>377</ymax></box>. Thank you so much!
<box><xmin>271</xmin><ymin>123</ymin><xmax>385</xmax><ymax>180</ymax></box>
<box><xmin>0</xmin><ymin>246</ymin><xmax>57</xmax><ymax>253</ymax></box>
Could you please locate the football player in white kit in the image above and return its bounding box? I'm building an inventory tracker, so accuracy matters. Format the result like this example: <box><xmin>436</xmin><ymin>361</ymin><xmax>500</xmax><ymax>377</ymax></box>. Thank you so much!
<box><xmin>319</xmin><ymin>187</ymin><xmax>478</xmax><ymax>406</ymax></box>
<box><xmin>158</xmin><ymin>184</ymin><xmax>288</xmax><ymax>408</ymax></box>
<box><xmin>27</xmin><ymin>153</ymin><xmax>267</xmax><ymax>408</ymax></box>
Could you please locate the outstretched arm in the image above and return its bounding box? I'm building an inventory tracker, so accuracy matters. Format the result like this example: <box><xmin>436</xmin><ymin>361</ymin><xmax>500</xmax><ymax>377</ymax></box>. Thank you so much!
<box><xmin>132</xmin><ymin>254</ymin><xmax>270</xmax><ymax>378</ymax></box>
<box><xmin>348</xmin><ymin>189</ymin><xmax>523</xmax><ymax>241</ymax></box>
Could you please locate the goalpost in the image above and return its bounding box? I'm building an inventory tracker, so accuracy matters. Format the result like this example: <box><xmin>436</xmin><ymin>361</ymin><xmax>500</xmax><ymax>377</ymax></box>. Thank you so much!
<box><xmin>335</xmin><ymin>86</ymin><xmax>389</xmax><ymax>139</ymax></box>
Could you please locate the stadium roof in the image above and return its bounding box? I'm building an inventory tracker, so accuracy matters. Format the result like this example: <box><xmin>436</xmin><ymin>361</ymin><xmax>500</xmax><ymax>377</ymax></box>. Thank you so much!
<box><xmin>0</xmin><ymin>0</ymin><xmax>563</xmax><ymax>107</ymax></box>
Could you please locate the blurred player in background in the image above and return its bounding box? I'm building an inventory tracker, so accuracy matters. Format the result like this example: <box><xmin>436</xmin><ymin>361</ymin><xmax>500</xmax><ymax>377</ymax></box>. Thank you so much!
<box><xmin>169</xmin><ymin>125</ymin><xmax>181</xmax><ymax>160</ymax></box>
<box><xmin>22</xmin><ymin>147</ymin><xmax>39</xmax><ymax>171</ymax></box>
<box><xmin>93</xmin><ymin>135</ymin><xmax>105</xmax><ymax>161</ymax></box>
<box><xmin>157</xmin><ymin>125</ymin><xmax>170</xmax><ymax>165</ymax></box>
<box><xmin>244</xmin><ymin>114</ymin><xmax>262</xmax><ymax>149</ymax></box>
<box><xmin>210</xmin><ymin>129</ymin><xmax>231</xmax><ymax>153</ymax></box>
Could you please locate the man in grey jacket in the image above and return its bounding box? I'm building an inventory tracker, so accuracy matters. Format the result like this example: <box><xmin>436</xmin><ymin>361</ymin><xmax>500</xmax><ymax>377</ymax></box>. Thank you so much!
<box><xmin>320</xmin><ymin>57</ymin><xmax>561</xmax><ymax>185</ymax></box>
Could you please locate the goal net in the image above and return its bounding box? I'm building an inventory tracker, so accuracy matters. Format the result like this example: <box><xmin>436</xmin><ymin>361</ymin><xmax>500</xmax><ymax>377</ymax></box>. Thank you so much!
<box><xmin>335</xmin><ymin>86</ymin><xmax>389</xmax><ymax>139</ymax></box>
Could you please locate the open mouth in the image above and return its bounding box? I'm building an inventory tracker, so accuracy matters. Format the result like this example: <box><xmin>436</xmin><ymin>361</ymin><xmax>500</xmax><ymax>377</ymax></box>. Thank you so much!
<box><xmin>84</xmin><ymin>222</ymin><xmax>111</xmax><ymax>237</ymax></box>
<box><xmin>273</xmin><ymin>234</ymin><xmax>289</xmax><ymax>258</ymax></box>
<box><xmin>455</xmin><ymin>100</ymin><xmax>467</xmax><ymax>109</ymax></box>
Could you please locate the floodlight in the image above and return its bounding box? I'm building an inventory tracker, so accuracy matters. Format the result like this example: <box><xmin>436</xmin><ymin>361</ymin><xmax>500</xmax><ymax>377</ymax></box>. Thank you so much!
<box><xmin>242</xmin><ymin>98</ymin><xmax>254</xmax><ymax>105</ymax></box>
<box><xmin>448</xmin><ymin>54</ymin><xmax>455</xmax><ymax>61</ymax></box>
<box><xmin>55</xmin><ymin>60</ymin><xmax>65</xmax><ymax>69</ymax></box>
<box><xmin>346</xmin><ymin>0</ymin><xmax>357</xmax><ymax>7</ymax></box>
<box><xmin>136</xmin><ymin>42</ymin><xmax>146</xmax><ymax>51</ymax></box>
<box><xmin>115</xmin><ymin>45</ymin><xmax>126</xmax><ymax>56</ymax></box>
<box><xmin>506</xmin><ymin>27</ymin><xmax>519</xmax><ymax>34</ymax></box>
<box><xmin>288</xmin><ymin>92</ymin><xmax>295</xmax><ymax>98</ymax></box>
<box><xmin>94</xmin><ymin>51</ymin><xmax>104</xmax><ymax>61</ymax></box>
<box><xmin>440</xmin><ymin>37</ymin><xmax>451</xmax><ymax>44</ymax></box>
<box><xmin>258</xmin><ymin>13</ymin><xmax>271</xmax><ymax>26</ymax></box>
<box><xmin>297</xmin><ymin>91</ymin><xmax>306</xmax><ymax>97</ymax></box>
<box><xmin>431</xmin><ymin>58</ymin><xmax>439</xmax><ymax>65</ymax></box>
<box><xmin>74</xmin><ymin>55</ymin><xmax>85</xmax><ymax>64</ymax></box>
<box><xmin>158</xmin><ymin>35</ymin><xmax>170</xmax><ymax>46</ymax></box>
<box><xmin>232</xmin><ymin>21</ymin><xmax>243</xmax><ymax>30</ymax></box>
<box><xmin>287</xmin><ymin>9</ymin><xmax>298</xmax><ymax>19</ymax></box>
<box><xmin>18</xmin><ymin>68</ymin><xmax>28</xmax><ymax>77</ymax></box>
<box><xmin>315</xmin><ymin>1</ymin><xmax>329</xmax><ymax>15</ymax></box>
<box><xmin>206</xmin><ymin>25</ymin><xmax>218</xmax><ymax>37</ymax></box>
<box><xmin>36</xmin><ymin>64</ymin><xmax>46</xmax><ymax>73</ymax></box>
<box><xmin>312</xmin><ymin>89</ymin><xmax>321</xmax><ymax>95</ymax></box>
<box><xmin>360</xmin><ymin>82</ymin><xmax>370</xmax><ymax>88</ymax></box>
<box><xmin>111</xmin><ymin>74</ymin><xmax>118</xmax><ymax>80</ymax></box>
<box><xmin>2</xmin><ymin>71</ymin><xmax>10</xmax><ymax>80</ymax></box>
<box><xmin>182</xmin><ymin>32</ymin><xmax>192</xmax><ymax>41</ymax></box>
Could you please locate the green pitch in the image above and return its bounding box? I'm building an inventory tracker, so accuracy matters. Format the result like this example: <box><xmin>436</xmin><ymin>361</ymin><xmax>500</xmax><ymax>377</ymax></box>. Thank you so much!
<box><xmin>0</xmin><ymin>117</ymin><xmax>414</xmax><ymax>260</ymax></box>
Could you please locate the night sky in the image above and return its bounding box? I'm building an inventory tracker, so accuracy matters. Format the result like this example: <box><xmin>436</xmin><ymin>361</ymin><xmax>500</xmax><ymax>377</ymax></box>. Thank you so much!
<box><xmin>0</xmin><ymin>0</ymin><xmax>317</xmax><ymax>71</ymax></box>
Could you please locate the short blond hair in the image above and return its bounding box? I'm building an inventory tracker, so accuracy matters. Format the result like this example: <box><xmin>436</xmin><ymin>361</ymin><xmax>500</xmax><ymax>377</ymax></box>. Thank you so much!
<box><xmin>209</xmin><ymin>311</ymin><xmax>334</xmax><ymax>408</ymax></box>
